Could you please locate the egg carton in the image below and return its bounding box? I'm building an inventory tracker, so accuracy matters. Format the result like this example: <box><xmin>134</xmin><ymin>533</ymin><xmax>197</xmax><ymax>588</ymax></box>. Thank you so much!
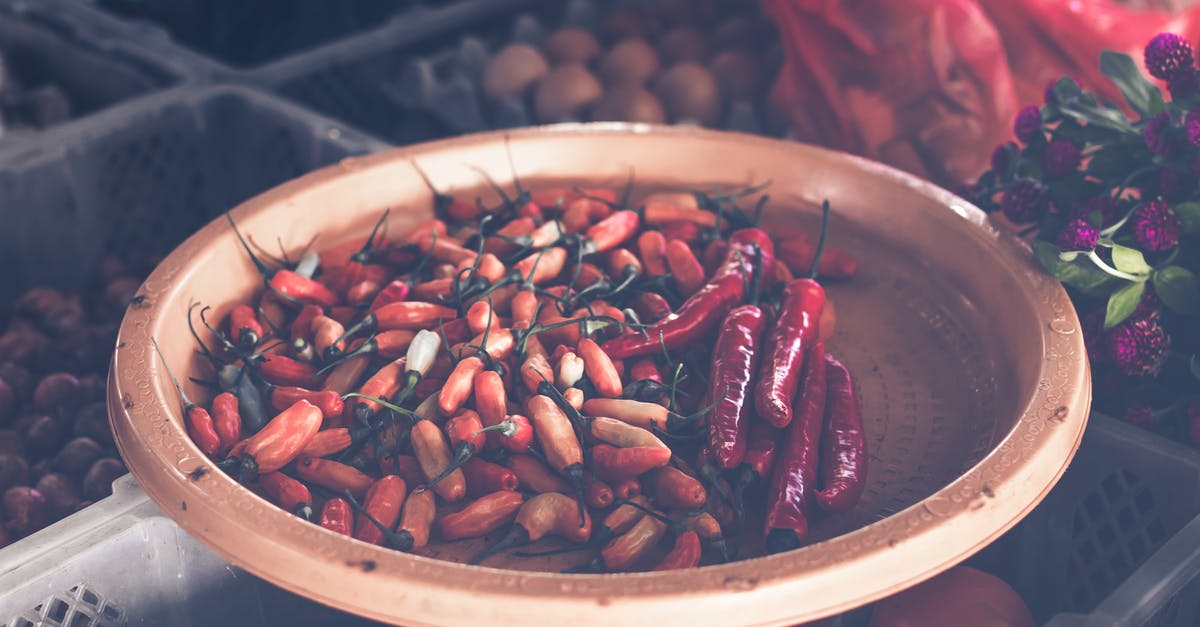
<box><xmin>0</xmin><ymin>83</ymin><xmax>389</xmax><ymax>301</ymax></box>
<box><xmin>251</xmin><ymin>0</ymin><xmax>786</xmax><ymax>147</ymax></box>
<box><xmin>0</xmin><ymin>0</ymin><xmax>202</xmax><ymax>144</ymax></box>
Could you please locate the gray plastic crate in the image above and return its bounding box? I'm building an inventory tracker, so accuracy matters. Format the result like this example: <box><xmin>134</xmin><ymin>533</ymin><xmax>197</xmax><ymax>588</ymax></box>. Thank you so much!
<box><xmin>0</xmin><ymin>84</ymin><xmax>389</xmax><ymax>300</ymax></box>
<box><xmin>0</xmin><ymin>0</ymin><xmax>202</xmax><ymax>141</ymax></box>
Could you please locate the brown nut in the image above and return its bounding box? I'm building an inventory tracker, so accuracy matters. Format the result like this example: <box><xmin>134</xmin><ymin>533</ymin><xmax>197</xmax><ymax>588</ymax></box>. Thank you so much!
<box><xmin>29</xmin><ymin>458</ymin><xmax>53</xmax><ymax>484</ymax></box>
<box><xmin>73</xmin><ymin>401</ymin><xmax>115</xmax><ymax>448</ymax></box>
<box><xmin>83</xmin><ymin>457</ymin><xmax>126</xmax><ymax>501</ymax></box>
<box><xmin>654</xmin><ymin>62</ymin><xmax>721</xmax><ymax>126</ymax></box>
<box><xmin>33</xmin><ymin>372</ymin><xmax>83</xmax><ymax>413</ymax></box>
<box><xmin>13</xmin><ymin>288</ymin><xmax>65</xmax><ymax>322</ymax></box>
<box><xmin>21</xmin><ymin>415</ymin><xmax>66</xmax><ymax>458</ymax></box>
<box><xmin>0</xmin><ymin>430</ymin><xmax>23</xmax><ymax>456</ymax></box>
<box><xmin>0</xmin><ymin>454</ymin><xmax>29</xmax><ymax>493</ymax></box>
<box><xmin>4</xmin><ymin>486</ymin><xmax>50</xmax><ymax>538</ymax></box>
<box><xmin>483</xmin><ymin>44</ymin><xmax>550</xmax><ymax>102</ymax></box>
<box><xmin>534</xmin><ymin>64</ymin><xmax>603</xmax><ymax>123</ymax></box>
<box><xmin>600</xmin><ymin>39</ymin><xmax>660</xmax><ymax>86</ymax></box>
<box><xmin>658</xmin><ymin>26</ymin><xmax>710</xmax><ymax>65</ymax></box>
<box><xmin>0</xmin><ymin>363</ymin><xmax>32</xmax><ymax>401</ymax></box>
<box><xmin>709</xmin><ymin>49</ymin><xmax>762</xmax><ymax>101</ymax></box>
<box><xmin>0</xmin><ymin>376</ymin><xmax>13</xmax><ymax>426</ymax></box>
<box><xmin>103</xmin><ymin>277</ymin><xmax>142</xmax><ymax>313</ymax></box>
<box><xmin>54</xmin><ymin>437</ymin><xmax>103</xmax><ymax>477</ymax></box>
<box><xmin>0</xmin><ymin>329</ymin><xmax>48</xmax><ymax>365</ymax></box>
<box><xmin>591</xmin><ymin>86</ymin><xmax>666</xmax><ymax>124</ymax></box>
<box><xmin>36</xmin><ymin>473</ymin><xmax>81</xmax><ymax>519</ymax></box>
<box><xmin>543</xmin><ymin>27</ymin><xmax>601</xmax><ymax>65</ymax></box>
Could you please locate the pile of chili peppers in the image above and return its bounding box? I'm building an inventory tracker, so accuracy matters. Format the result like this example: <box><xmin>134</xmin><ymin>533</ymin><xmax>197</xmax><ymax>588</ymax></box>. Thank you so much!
<box><xmin>165</xmin><ymin>167</ymin><xmax>866</xmax><ymax>571</ymax></box>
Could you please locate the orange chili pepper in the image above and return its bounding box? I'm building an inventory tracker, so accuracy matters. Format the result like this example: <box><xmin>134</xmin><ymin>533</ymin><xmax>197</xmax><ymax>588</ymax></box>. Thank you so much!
<box><xmin>258</xmin><ymin>355</ymin><xmax>320</xmax><ymax>388</ymax></box>
<box><xmin>606</xmin><ymin>247</ymin><xmax>642</xmax><ymax>278</ymax></box>
<box><xmin>228</xmin><ymin>400</ymin><xmax>323</xmax><ymax>476</ymax></box>
<box><xmin>592</xmin><ymin>444</ymin><xmax>672</xmax><ymax>483</ymax></box>
<box><xmin>584</xmin><ymin>210</ymin><xmax>640</xmax><ymax>253</ymax></box>
<box><xmin>652</xmin><ymin>530</ymin><xmax>701</xmax><ymax>570</ymax></box>
<box><xmin>354</xmin><ymin>475</ymin><xmax>408</xmax><ymax>547</ymax></box>
<box><xmin>598</xmin><ymin>513</ymin><xmax>668</xmax><ymax>572</ymax></box>
<box><xmin>472</xmin><ymin>493</ymin><xmax>591</xmax><ymax>564</ymax></box>
<box><xmin>636</xmin><ymin>231</ymin><xmax>668</xmax><ymax>276</ymax></box>
<box><xmin>367</xmin><ymin>280</ymin><xmax>411</xmax><ymax>314</ymax></box>
<box><xmin>299</xmin><ymin>427</ymin><xmax>353</xmax><ymax>458</ymax></box>
<box><xmin>411</xmin><ymin>420</ymin><xmax>466</xmax><ymax>502</ymax></box>
<box><xmin>463</xmin><ymin>457</ymin><xmax>520</xmax><ymax>497</ymax></box>
<box><xmin>211</xmin><ymin>391</ymin><xmax>242</xmax><ymax>454</ymax></box>
<box><xmin>646</xmin><ymin>466</ymin><xmax>707</xmax><ymax>510</ymax></box>
<box><xmin>397</xmin><ymin>488</ymin><xmax>437</xmax><ymax>549</ymax></box>
<box><xmin>319</xmin><ymin>498</ymin><xmax>353</xmax><ymax>536</ymax></box>
<box><xmin>438</xmin><ymin>490</ymin><xmax>525</xmax><ymax>541</ymax></box>
<box><xmin>269</xmin><ymin>386</ymin><xmax>343</xmax><ymax>419</ymax></box>
<box><xmin>294</xmin><ymin>457</ymin><xmax>374</xmax><ymax>499</ymax></box>
<box><xmin>577</xmin><ymin>338</ymin><xmax>623</xmax><ymax>398</ymax></box>
<box><xmin>258</xmin><ymin>472</ymin><xmax>313</xmax><ymax>520</ymax></box>
<box><xmin>513</xmin><ymin>246</ymin><xmax>567</xmax><ymax>285</ymax></box>
<box><xmin>505</xmin><ymin>453</ymin><xmax>570</xmax><ymax>494</ymax></box>
<box><xmin>644</xmin><ymin>202</ymin><xmax>718</xmax><ymax>227</ymax></box>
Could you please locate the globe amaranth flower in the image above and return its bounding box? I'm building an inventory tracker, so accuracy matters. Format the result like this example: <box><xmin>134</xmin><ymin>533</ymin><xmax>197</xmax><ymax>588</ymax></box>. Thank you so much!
<box><xmin>1056</xmin><ymin>219</ymin><xmax>1100</xmax><ymax>250</ymax></box>
<box><xmin>1145</xmin><ymin>33</ymin><xmax>1195</xmax><ymax>80</ymax></box>
<box><xmin>1132</xmin><ymin>200</ymin><xmax>1183</xmax><ymax>251</ymax></box>
<box><xmin>1013</xmin><ymin>106</ymin><xmax>1042</xmax><ymax>143</ymax></box>
<box><xmin>991</xmin><ymin>142</ymin><xmax>1017</xmax><ymax>173</ymax></box>
<box><xmin>1042</xmin><ymin>138</ymin><xmax>1081</xmax><ymax>176</ymax></box>
<box><xmin>1122</xmin><ymin>405</ymin><xmax>1157</xmax><ymax>430</ymax></box>
<box><xmin>1186</xmin><ymin>108</ymin><xmax>1200</xmax><ymax>147</ymax></box>
<box><xmin>1105</xmin><ymin>315</ymin><xmax>1171</xmax><ymax>377</ymax></box>
<box><xmin>1143</xmin><ymin>111</ymin><xmax>1173</xmax><ymax>156</ymax></box>
<box><xmin>1074</xmin><ymin>195</ymin><xmax>1123</xmax><ymax>227</ymax></box>
<box><xmin>1158</xmin><ymin>168</ymin><xmax>1191</xmax><ymax>202</ymax></box>
<box><xmin>1170</xmin><ymin>71</ymin><xmax>1200</xmax><ymax>99</ymax></box>
<box><xmin>1001</xmin><ymin>179</ymin><xmax>1047</xmax><ymax>223</ymax></box>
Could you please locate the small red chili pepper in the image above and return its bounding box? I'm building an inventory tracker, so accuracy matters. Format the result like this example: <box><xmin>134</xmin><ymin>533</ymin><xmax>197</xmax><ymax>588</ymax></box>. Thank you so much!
<box><xmin>321</xmin><ymin>350</ymin><xmax>370</xmax><ymax>398</ymax></box>
<box><xmin>602</xmin><ymin>228</ymin><xmax>775</xmax><ymax>360</ymax></box>
<box><xmin>319</xmin><ymin>498</ymin><xmax>353</xmax><ymax>536</ymax></box>
<box><xmin>224</xmin><ymin>214</ymin><xmax>339</xmax><ymax>307</ymax></box>
<box><xmin>605</xmin><ymin>248</ymin><xmax>642</xmax><ymax>278</ymax></box>
<box><xmin>575</xmin><ymin>338</ymin><xmax>621</xmax><ymax>398</ymax></box>
<box><xmin>311</xmin><ymin>315</ymin><xmax>347</xmax><ymax>358</ymax></box>
<box><xmin>585</xmin><ymin>476</ymin><xmax>615</xmax><ymax>509</ymax></box>
<box><xmin>510</xmin><ymin>290</ymin><xmax>539</xmax><ymax>330</ymax></box>
<box><xmin>451</xmin><ymin>328</ymin><xmax>515</xmax><ymax>362</ymax></box>
<box><xmin>465</xmin><ymin>300</ymin><xmax>499</xmax><ymax>336</ymax></box>
<box><xmin>701</xmin><ymin>240</ymin><xmax>729</xmax><ymax>277</ymax></box>
<box><xmin>294</xmin><ymin>457</ymin><xmax>374</xmax><ymax>499</ymax></box>
<box><xmin>417</xmin><ymin>231</ymin><xmax>477</xmax><ymax>265</ymax></box>
<box><xmin>440</xmin><ymin>356</ymin><xmax>485</xmax><ymax>416</ymax></box>
<box><xmin>631</xmin><ymin>292</ymin><xmax>672</xmax><ymax>323</ymax></box>
<box><xmin>643</xmin><ymin>202</ymin><xmax>718</xmax><ymax>227</ymax></box>
<box><xmin>581</xmin><ymin>398</ymin><xmax>673</xmax><ymax>432</ymax></box>
<box><xmin>298</xmin><ymin>427</ymin><xmax>352</xmax><ymax>458</ymax></box>
<box><xmin>473</xmin><ymin>369</ymin><xmax>507</xmax><ymax>430</ymax></box>
<box><xmin>592</xmin><ymin>444</ymin><xmax>672</xmax><ymax>483</ymax></box>
<box><xmin>484</xmin><ymin>216</ymin><xmax>536</xmax><ymax>256</ymax></box>
<box><xmin>563</xmin><ymin>388</ymin><xmax>585</xmax><ymax>412</ymax></box>
<box><xmin>764</xmin><ymin>342</ymin><xmax>827</xmax><ymax>553</ymax></box>
<box><xmin>354</xmin><ymin>475</ymin><xmax>408</xmax><ymax>546</ymax></box>
<box><xmin>398</xmin><ymin>488</ymin><xmax>437</xmax><ymax>549</ymax></box>
<box><xmin>229</xmin><ymin>305</ymin><xmax>264</xmax><ymax>351</ymax></box>
<box><xmin>411</xmin><ymin>419</ymin><xmax>466</xmax><ymax>502</ymax></box>
<box><xmin>563</xmin><ymin>197</ymin><xmax>612</xmax><ymax>232</ymax></box>
<box><xmin>258</xmin><ymin>355</ymin><xmax>321</xmax><ymax>388</ymax></box>
<box><xmin>583</xmin><ymin>210</ymin><xmax>639</xmax><ymax>253</ymax></box>
<box><xmin>636</xmin><ymin>231</ymin><xmax>669</xmax><ymax>276</ymax></box>
<box><xmin>659</xmin><ymin>221</ymin><xmax>702</xmax><ymax>245</ymax></box>
<box><xmin>526</xmin><ymin>395</ymin><xmax>586</xmax><ymax>505</ymax></box>
<box><xmin>378</xmin><ymin>453</ymin><xmax>425</xmax><ymax>487</ymax></box>
<box><xmin>210</xmin><ymin>391</ymin><xmax>242</xmax><ymax>454</ymax></box>
<box><xmin>705</xmin><ymin>304</ymin><xmax>767</xmax><ymax>470</ymax></box>
<box><xmin>258</xmin><ymin>472</ymin><xmax>314</xmax><ymax>520</ymax></box>
<box><xmin>412</xmin><ymin>278</ymin><xmax>456</xmax><ymax>301</ymax></box>
<box><xmin>471</xmin><ymin>492</ymin><xmax>591</xmax><ymax>564</ymax></box>
<box><xmin>290</xmin><ymin>305</ymin><xmax>324</xmax><ymax>343</ymax></box>
<box><xmin>367</xmin><ymin>280</ymin><xmax>411</xmax><ymax>314</ymax></box>
<box><xmin>776</xmin><ymin>235</ymin><xmax>858</xmax><ymax>280</ymax></box>
<box><xmin>653</xmin><ymin>530</ymin><xmax>702</xmax><ymax>571</ymax></box>
<box><xmin>228</xmin><ymin>400</ymin><xmax>324</xmax><ymax>477</ymax></box>
<box><xmin>629</xmin><ymin>358</ymin><xmax>663</xmax><ymax>383</ymax></box>
<box><xmin>740</xmin><ymin>421</ymin><xmax>781</xmax><ymax>487</ymax></box>
<box><xmin>646</xmin><ymin>466</ymin><xmax>707</xmax><ymax>510</ymax></box>
<box><xmin>269</xmin><ymin>385</ymin><xmax>343</xmax><ymax>419</ymax></box>
<box><xmin>815</xmin><ymin>353</ymin><xmax>867</xmax><ymax>514</ymax></box>
<box><xmin>153</xmin><ymin>338</ymin><xmax>221</xmax><ymax>457</ymax></box>
<box><xmin>520</xmin><ymin>337</ymin><xmax>555</xmax><ymax>394</ymax></box>
<box><xmin>664</xmin><ymin>239</ymin><xmax>706</xmax><ymax>296</ymax></box>
<box><xmin>505</xmin><ymin>453</ymin><xmax>570</xmax><ymax>494</ymax></box>
<box><xmin>594</xmin><ymin>512</ymin><xmax>668</xmax><ymax>572</ymax></box>
<box><xmin>462</xmin><ymin>457</ymin><xmax>520</xmax><ymax>497</ymax></box>
<box><xmin>438</xmin><ymin>490</ymin><xmax>526</xmax><ymax>541</ymax></box>
<box><xmin>514</xmin><ymin>246</ymin><xmax>567</xmax><ymax>285</ymax></box>
<box><xmin>590</xmin><ymin>417</ymin><xmax>668</xmax><ymax>451</ymax></box>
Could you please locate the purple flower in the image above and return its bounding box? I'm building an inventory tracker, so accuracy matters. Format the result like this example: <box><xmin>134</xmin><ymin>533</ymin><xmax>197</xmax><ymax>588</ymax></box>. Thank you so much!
<box><xmin>1159</xmin><ymin>168</ymin><xmax>1190</xmax><ymax>201</ymax></box>
<box><xmin>1132</xmin><ymin>200</ymin><xmax>1183</xmax><ymax>251</ymax></box>
<box><xmin>1170</xmin><ymin>71</ymin><xmax>1200</xmax><ymax>99</ymax></box>
<box><xmin>1143</xmin><ymin>111</ymin><xmax>1173</xmax><ymax>156</ymax></box>
<box><xmin>1145</xmin><ymin>33</ymin><xmax>1195</xmax><ymax>80</ymax></box>
<box><xmin>1122</xmin><ymin>405</ymin><xmax>1157</xmax><ymax>430</ymax></box>
<box><xmin>1105</xmin><ymin>315</ymin><xmax>1171</xmax><ymax>377</ymax></box>
<box><xmin>991</xmin><ymin>142</ymin><xmax>1017</xmax><ymax>173</ymax></box>
<box><xmin>1043</xmin><ymin>138</ymin><xmax>1081</xmax><ymax>176</ymax></box>
<box><xmin>1056</xmin><ymin>219</ymin><xmax>1100</xmax><ymax>250</ymax></box>
<box><xmin>1074</xmin><ymin>195</ymin><xmax>1123</xmax><ymax>227</ymax></box>
<box><xmin>1013</xmin><ymin>106</ymin><xmax>1042</xmax><ymax>143</ymax></box>
<box><xmin>1001</xmin><ymin>179</ymin><xmax>1047</xmax><ymax>224</ymax></box>
<box><xmin>1186</xmin><ymin>108</ymin><xmax>1200</xmax><ymax>147</ymax></box>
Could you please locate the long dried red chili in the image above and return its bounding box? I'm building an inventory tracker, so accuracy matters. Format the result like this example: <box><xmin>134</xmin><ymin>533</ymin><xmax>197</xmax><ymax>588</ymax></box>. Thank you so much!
<box><xmin>815</xmin><ymin>353</ymin><xmax>867</xmax><ymax>514</ymax></box>
<box><xmin>705</xmin><ymin>304</ymin><xmax>767</xmax><ymax>470</ymax></box>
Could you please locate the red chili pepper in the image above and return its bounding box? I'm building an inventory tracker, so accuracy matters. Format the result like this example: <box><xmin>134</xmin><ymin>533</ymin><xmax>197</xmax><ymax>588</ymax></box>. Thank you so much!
<box><xmin>753</xmin><ymin>277</ymin><xmax>824</xmax><ymax>429</ymax></box>
<box><xmin>653</xmin><ymin>530</ymin><xmax>702</xmax><ymax>570</ymax></box>
<box><xmin>644</xmin><ymin>202</ymin><xmax>718</xmax><ymax>227</ymax></box>
<box><xmin>294</xmin><ymin>457</ymin><xmax>374</xmax><ymax>499</ymax></box>
<box><xmin>511</xmin><ymin>290</ymin><xmax>539</xmax><ymax>330</ymax></box>
<box><xmin>584</xmin><ymin>210</ymin><xmax>640</xmax><ymax>253</ymax></box>
<box><xmin>472</xmin><ymin>493</ymin><xmax>591</xmax><ymax>564</ymax></box>
<box><xmin>496</xmin><ymin>414</ymin><xmax>534</xmax><ymax>453</ymax></box>
<box><xmin>319</xmin><ymin>498</ymin><xmax>353</xmax><ymax>536</ymax></box>
<box><xmin>525</xmin><ymin>395</ymin><xmax>585</xmax><ymax>496</ymax></box>
<box><xmin>440</xmin><ymin>356</ymin><xmax>484</xmax><ymax>416</ymax></box>
<box><xmin>764</xmin><ymin>342</ymin><xmax>827</xmax><ymax>553</ymax></box>
<box><xmin>376</xmin><ymin>453</ymin><xmax>424</xmax><ymax>487</ymax></box>
<box><xmin>741</xmin><ymin>421</ymin><xmax>781</xmax><ymax>486</ymax></box>
<box><xmin>346</xmin><ymin>279</ymin><xmax>383</xmax><ymax>305</ymax></box>
<box><xmin>462</xmin><ymin>457</ymin><xmax>520</xmax><ymax>497</ymax></box>
<box><xmin>311</xmin><ymin>315</ymin><xmax>346</xmax><ymax>358</ymax></box>
<box><xmin>596</xmin><ymin>513</ymin><xmax>667</xmax><ymax>572</ymax></box>
<box><xmin>629</xmin><ymin>358</ymin><xmax>663</xmax><ymax>383</ymax></box>
<box><xmin>514</xmin><ymin>246</ymin><xmax>567</xmax><ymax>285</ymax></box>
<box><xmin>705</xmin><ymin>305</ymin><xmax>767</xmax><ymax>470</ymax></box>
<box><xmin>602</xmin><ymin>228</ymin><xmax>775</xmax><ymax>359</ymax></box>
<box><xmin>592</xmin><ymin>444</ymin><xmax>672</xmax><ymax>483</ymax></box>
<box><xmin>367</xmin><ymin>280</ymin><xmax>411</xmax><ymax>314</ymax></box>
<box><xmin>350</xmin><ymin>359</ymin><xmax>405</xmax><ymax>417</ymax></box>
<box><xmin>702</xmin><ymin>240</ymin><xmax>729</xmax><ymax>277</ymax></box>
<box><xmin>258</xmin><ymin>355</ymin><xmax>321</xmax><ymax>388</ymax></box>
<box><xmin>438</xmin><ymin>490</ymin><xmax>526</xmax><ymax>541</ymax></box>
<box><xmin>411</xmin><ymin>419</ymin><xmax>466</xmax><ymax>502</ymax></box>
<box><xmin>228</xmin><ymin>400</ymin><xmax>324</xmax><ymax>477</ymax></box>
<box><xmin>269</xmin><ymin>385</ymin><xmax>343</xmax><ymax>419</ymax></box>
<box><xmin>646</xmin><ymin>466</ymin><xmax>707</xmax><ymax>510</ymax></box>
<box><xmin>398</xmin><ymin>488</ymin><xmax>437</xmax><ymax>549</ymax></box>
<box><xmin>815</xmin><ymin>353</ymin><xmax>867</xmax><ymax>514</ymax></box>
<box><xmin>258</xmin><ymin>472</ymin><xmax>313</xmax><ymax>519</ymax></box>
<box><xmin>631</xmin><ymin>292</ymin><xmax>673</xmax><ymax>323</ymax></box>
<box><xmin>354</xmin><ymin>475</ymin><xmax>408</xmax><ymax>546</ymax></box>
<box><xmin>290</xmin><ymin>305</ymin><xmax>324</xmax><ymax>343</ymax></box>
<box><xmin>473</xmin><ymin>369</ymin><xmax>506</xmax><ymax>429</ymax></box>
<box><xmin>485</xmin><ymin>216</ymin><xmax>536</xmax><ymax>256</ymax></box>
<box><xmin>605</xmin><ymin>248</ymin><xmax>642</xmax><ymax>278</ymax></box>
<box><xmin>152</xmin><ymin>338</ymin><xmax>221</xmax><ymax>457</ymax></box>
<box><xmin>637</xmin><ymin>231</ymin><xmax>669</xmax><ymax>276</ymax></box>
<box><xmin>613</xmin><ymin>478</ymin><xmax>641</xmax><ymax>500</ymax></box>
<box><xmin>417</xmin><ymin>231</ymin><xmax>477</xmax><ymax>265</ymax></box>
<box><xmin>210</xmin><ymin>391</ymin><xmax>242</xmax><ymax>454</ymax></box>
<box><xmin>664</xmin><ymin>239</ymin><xmax>706</xmax><ymax>296</ymax></box>
<box><xmin>229</xmin><ymin>305</ymin><xmax>264</xmax><ymax>350</ymax></box>
<box><xmin>590</xmin><ymin>417</ymin><xmax>668</xmax><ymax>451</ymax></box>
<box><xmin>505</xmin><ymin>453</ymin><xmax>570</xmax><ymax>494</ymax></box>
<box><xmin>585</xmin><ymin>476</ymin><xmax>615</xmax><ymax>509</ymax></box>
<box><xmin>577</xmin><ymin>338</ymin><xmax>623</xmax><ymax>398</ymax></box>
<box><xmin>269</xmin><ymin>269</ymin><xmax>340</xmax><ymax>308</ymax></box>
<box><xmin>298</xmin><ymin>427</ymin><xmax>352</xmax><ymax>458</ymax></box>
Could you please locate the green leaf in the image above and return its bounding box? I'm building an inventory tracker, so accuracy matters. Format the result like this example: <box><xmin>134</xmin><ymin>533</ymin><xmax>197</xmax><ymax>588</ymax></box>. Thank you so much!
<box><xmin>1105</xmin><ymin>281</ymin><xmax>1146</xmax><ymax>329</ymax></box>
<box><xmin>1111</xmin><ymin>244</ymin><xmax>1153</xmax><ymax>275</ymax></box>
<box><xmin>1051</xmin><ymin>77</ymin><xmax>1083</xmax><ymax>104</ymax></box>
<box><xmin>1152</xmin><ymin>266</ymin><xmax>1200</xmax><ymax>314</ymax></box>
<box><xmin>1175</xmin><ymin>201</ymin><xmax>1200</xmax><ymax>234</ymax></box>
<box><xmin>1085</xmin><ymin>143</ymin><xmax>1143</xmax><ymax>180</ymax></box>
<box><xmin>1033</xmin><ymin>241</ymin><xmax>1116</xmax><ymax>294</ymax></box>
<box><xmin>1100</xmin><ymin>51</ymin><xmax>1165</xmax><ymax>118</ymax></box>
<box><xmin>1057</xmin><ymin>99</ymin><xmax>1137</xmax><ymax>135</ymax></box>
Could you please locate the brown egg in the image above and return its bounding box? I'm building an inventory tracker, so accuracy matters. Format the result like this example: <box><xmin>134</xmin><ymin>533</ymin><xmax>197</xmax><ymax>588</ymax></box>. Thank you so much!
<box><xmin>654</xmin><ymin>62</ymin><xmax>722</xmax><ymax>126</ymax></box>
<box><xmin>544</xmin><ymin>28</ymin><xmax>601</xmax><ymax>66</ymax></box>
<box><xmin>483</xmin><ymin>44</ymin><xmax>550</xmax><ymax>102</ymax></box>
<box><xmin>600</xmin><ymin>39</ymin><xmax>660</xmax><ymax>86</ymax></box>
<box><xmin>535</xmin><ymin>64</ymin><xmax>604</xmax><ymax>123</ymax></box>
<box><xmin>658</xmin><ymin>26</ymin><xmax>710</xmax><ymax>66</ymax></box>
<box><xmin>708</xmin><ymin>49</ymin><xmax>762</xmax><ymax>100</ymax></box>
<box><xmin>591</xmin><ymin>86</ymin><xmax>666</xmax><ymax>124</ymax></box>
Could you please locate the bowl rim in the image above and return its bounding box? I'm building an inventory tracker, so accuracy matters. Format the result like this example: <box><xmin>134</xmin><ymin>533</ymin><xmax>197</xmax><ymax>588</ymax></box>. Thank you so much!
<box><xmin>109</xmin><ymin>122</ymin><xmax>1091</xmax><ymax>626</ymax></box>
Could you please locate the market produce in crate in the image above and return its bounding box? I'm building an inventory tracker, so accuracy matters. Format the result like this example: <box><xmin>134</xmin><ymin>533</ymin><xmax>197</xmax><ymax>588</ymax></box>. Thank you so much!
<box><xmin>165</xmin><ymin>170</ymin><xmax>867</xmax><ymax>570</ymax></box>
<box><xmin>966</xmin><ymin>34</ymin><xmax>1200</xmax><ymax>447</ymax></box>
<box><xmin>0</xmin><ymin>258</ymin><xmax>145</xmax><ymax>545</ymax></box>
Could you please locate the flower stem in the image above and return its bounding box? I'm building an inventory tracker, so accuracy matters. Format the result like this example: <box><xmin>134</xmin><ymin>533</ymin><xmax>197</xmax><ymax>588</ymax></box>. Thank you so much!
<box><xmin>1086</xmin><ymin>250</ymin><xmax>1146</xmax><ymax>282</ymax></box>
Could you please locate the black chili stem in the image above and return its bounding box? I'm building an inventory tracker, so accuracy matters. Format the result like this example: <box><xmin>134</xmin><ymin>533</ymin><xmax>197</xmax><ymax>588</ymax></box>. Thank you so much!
<box><xmin>808</xmin><ymin>200</ymin><xmax>831</xmax><ymax>280</ymax></box>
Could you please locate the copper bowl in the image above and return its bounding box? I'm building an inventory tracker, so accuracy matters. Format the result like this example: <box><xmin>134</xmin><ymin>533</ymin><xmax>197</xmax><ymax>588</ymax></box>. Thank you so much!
<box><xmin>109</xmin><ymin>124</ymin><xmax>1090</xmax><ymax>626</ymax></box>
